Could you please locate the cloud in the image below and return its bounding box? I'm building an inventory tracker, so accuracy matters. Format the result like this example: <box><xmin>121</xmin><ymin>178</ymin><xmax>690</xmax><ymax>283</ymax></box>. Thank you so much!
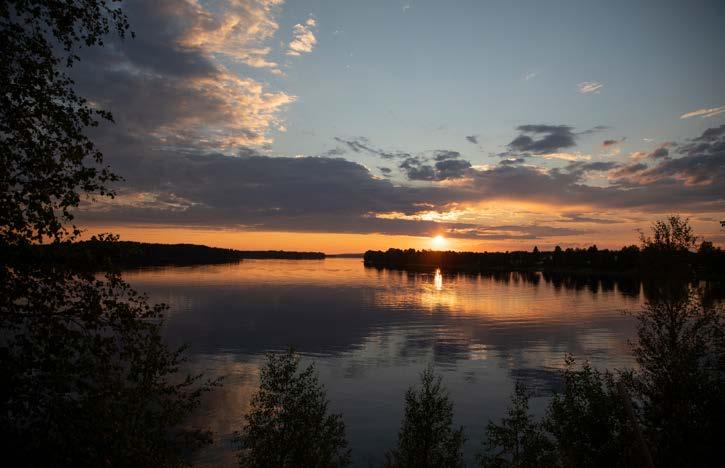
<box><xmin>566</xmin><ymin>161</ymin><xmax>619</xmax><ymax>174</ymax></box>
<box><xmin>73</xmin><ymin>0</ymin><xmax>293</xmax><ymax>148</ymax></box>
<box><xmin>465</xmin><ymin>135</ymin><xmax>479</xmax><ymax>144</ymax></box>
<box><xmin>541</xmin><ymin>152</ymin><xmax>591</xmax><ymax>162</ymax></box>
<box><xmin>692</xmin><ymin>124</ymin><xmax>725</xmax><ymax>142</ymax></box>
<box><xmin>287</xmin><ymin>17</ymin><xmax>317</xmax><ymax>56</ymax></box>
<box><xmin>602</xmin><ymin>138</ymin><xmax>625</xmax><ymax>147</ymax></box>
<box><xmin>608</xmin><ymin>163</ymin><xmax>647</xmax><ymax>180</ymax></box>
<box><xmin>523</xmin><ymin>71</ymin><xmax>539</xmax><ymax>81</ymax></box>
<box><xmin>578</xmin><ymin>81</ymin><xmax>603</xmax><ymax>94</ymax></box>
<box><xmin>398</xmin><ymin>156</ymin><xmax>472</xmax><ymax>181</ymax></box>
<box><xmin>577</xmin><ymin>125</ymin><xmax>610</xmax><ymax>135</ymax></box>
<box><xmin>615</xmin><ymin>126</ymin><xmax>725</xmax><ymax>187</ymax></box>
<box><xmin>179</xmin><ymin>0</ymin><xmax>284</xmax><ymax>70</ymax></box>
<box><xmin>507</xmin><ymin>125</ymin><xmax>578</xmax><ymax>155</ymax></box>
<box><xmin>434</xmin><ymin>150</ymin><xmax>462</xmax><ymax>161</ymax></box>
<box><xmin>77</xmin><ymin>122</ymin><xmax>725</xmax><ymax>241</ymax></box>
<box><xmin>650</xmin><ymin>146</ymin><xmax>670</xmax><ymax>159</ymax></box>
<box><xmin>333</xmin><ymin>137</ymin><xmax>412</xmax><ymax>159</ymax></box>
<box><xmin>630</xmin><ymin>142</ymin><xmax>675</xmax><ymax>160</ymax></box>
<box><xmin>680</xmin><ymin>106</ymin><xmax>725</xmax><ymax>119</ymax></box>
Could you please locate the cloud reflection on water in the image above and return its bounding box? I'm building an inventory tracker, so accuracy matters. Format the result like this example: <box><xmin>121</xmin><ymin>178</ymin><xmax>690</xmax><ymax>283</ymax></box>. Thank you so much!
<box><xmin>124</xmin><ymin>259</ymin><xmax>645</xmax><ymax>466</ymax></box>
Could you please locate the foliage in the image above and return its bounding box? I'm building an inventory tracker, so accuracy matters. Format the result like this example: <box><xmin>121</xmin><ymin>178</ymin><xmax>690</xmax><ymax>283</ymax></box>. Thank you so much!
<box><xmin>478</xmin><ymin>382</ymin><xmax>556</xmax><ymax>468</ymax></box>
<box><xmin>639</xmin><ymin>215</ymin><xmax>698</xmax><ymax>254</ymax></box>
<box><xmin>1</xmin><ymin>2</ymin><xmax>217</xmax><ymax>466</ymax></box>
<box><xmin>0</xmin><ymin>264</ymin><xmax>217</xmax><ymax>466</ymax></box>
<box><xmin>545</xmin><ymin>357</ymin><xmax>636</xmax><ymax>468</ymax></box>
<box><xmin>385</xmin><ymin>367</ymin><xmax>465</xmax><ymax>468</ymax></box>
<box><xmin>236</xmin><ymin>350</ymin><xmax>350</xmax><ymax>468</ymax></box>
<box><xmin>0</xmin><ymin>0</ymin><xmax>128</xmax><ymax>246</ymax></box>
<box><xmin>628</xmin><ymin>291</ymin><xmax>724</xmax><ymax>467</ymax></box>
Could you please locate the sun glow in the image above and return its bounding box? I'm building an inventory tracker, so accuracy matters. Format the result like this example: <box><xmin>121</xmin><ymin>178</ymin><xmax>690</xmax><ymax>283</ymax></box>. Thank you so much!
<box><xmin>432</xmin><ymin>235</ymin><xmax>446</xmax><ymax>248</ymax></box>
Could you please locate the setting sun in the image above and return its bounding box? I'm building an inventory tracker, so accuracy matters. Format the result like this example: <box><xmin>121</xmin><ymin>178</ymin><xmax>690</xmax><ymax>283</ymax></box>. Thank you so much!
<box><xmin>432</xmin><ymin>235</ymin><xmax>447</xmax><ymax>248</ymax></box>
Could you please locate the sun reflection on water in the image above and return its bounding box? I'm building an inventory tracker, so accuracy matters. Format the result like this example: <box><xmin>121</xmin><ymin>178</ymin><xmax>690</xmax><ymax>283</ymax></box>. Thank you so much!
<box><xmin>434</xmin><ymin>268</ymin><xmax>443</xmax><ymax>291</ymax></box>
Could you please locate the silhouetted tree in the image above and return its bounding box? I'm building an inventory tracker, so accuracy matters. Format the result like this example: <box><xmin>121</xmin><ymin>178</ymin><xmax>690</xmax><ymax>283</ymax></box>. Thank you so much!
<box><xmin>236</xmin><ymin>350</ymin><xmax>350</xmax><ymax>468</ymax></box>
<box><xmin>698</xmin><ymin>240</ymin><xmax>715</xmax><ymax>254</ymax></box>
<box><xmin>478</xmin><ymin>382</ymin><xmax>556</xmax><ymax>468</ymax></box>
<box><xmin>385</xmin><ymin>367</ymin><xmax>465</xmax><ymax>468</ymax></box>
<box><xmin>639</xmin><ymin>215</ymin><xmax>698</xmax><ymax>253</ymax></box>
<box><xmin>1</xmin><ymin>0</ymin><xmax>127</xmax><ymax>246</ymax></box>
<box><xmin>626</xmin><ymin>291</ymin><xmax>724</xmax><ymax>467</ymax></box>
<box><xmin>1</xmin><ymin>2</ymin><xmax>216</xmax><ymax>465</ymax></box>
<box><xmin>545</xmin><ymin>357</ymin><xmax>636</xmax><ymax>468</ymax></box>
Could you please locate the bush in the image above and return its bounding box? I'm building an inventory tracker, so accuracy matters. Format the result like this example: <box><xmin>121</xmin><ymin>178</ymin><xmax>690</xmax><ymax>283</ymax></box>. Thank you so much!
<box><xmin>385</xmin><ymin>367</ymin><xmax>465</xmax><ymax>468</ymax></box>
<box><xmin>236</xmin><ymin>350</ymin><xmax>350</xmax><ymax>468</ymax></box>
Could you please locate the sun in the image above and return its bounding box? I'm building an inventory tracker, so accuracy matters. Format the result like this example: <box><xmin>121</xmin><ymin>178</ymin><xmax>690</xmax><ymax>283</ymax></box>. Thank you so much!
<box><xmin>432</xmin><ymin>235</ymin><xmax>446</xmax><ymax>248</ymax></box>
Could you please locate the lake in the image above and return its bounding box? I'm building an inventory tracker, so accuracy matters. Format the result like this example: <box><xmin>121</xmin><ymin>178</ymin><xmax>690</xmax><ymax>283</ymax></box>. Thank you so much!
<box><xmin>125</xmin><ymin>258</ymin><xmax>646</xmax><ymax>467</ymax></box>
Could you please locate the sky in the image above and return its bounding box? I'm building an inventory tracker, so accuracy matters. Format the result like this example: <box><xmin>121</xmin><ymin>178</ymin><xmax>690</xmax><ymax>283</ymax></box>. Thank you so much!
<box><xmin>74</xmin><ymin>0</ymin><xmax>725</xmax><ymax>253</ymax></box>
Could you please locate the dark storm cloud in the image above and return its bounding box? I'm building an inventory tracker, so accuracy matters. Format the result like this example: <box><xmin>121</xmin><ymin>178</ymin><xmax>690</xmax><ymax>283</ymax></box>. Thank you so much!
<box><xmin>507</xmin><ymin>124</ymin><xmax>577</xmax><ymax>154</ymax></box>
<box><xmin>465</xmin><ymin>135</ymin><xmax>479</xmax><ymax>144</ymax></box>
<box><xmin>378</xmin><ymin>166</ymin><xmax>392</xmax><ymax>175</ymax></box>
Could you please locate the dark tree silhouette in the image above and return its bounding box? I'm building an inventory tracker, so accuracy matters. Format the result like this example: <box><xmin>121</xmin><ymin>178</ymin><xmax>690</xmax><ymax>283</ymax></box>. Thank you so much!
<box><xmin>1</xmin><ymin>2</ymin><xmax>216</xmax><ymax>465</ymax></box>
<box><xmin>545</xmin><ymin>357</ymin><xmax>636</xmax><ymax>468</ymax></box>
<box><xmin>478</xmin><ymin>382</ymin><xmax>556</xmax><ymax>468</ymax></box>
<box><xmin>386</xmin><ymin>367</ymin><xmax>465</xmax><ymax>468</ymax></box>
<box><xmin>236</xmin><ymin>350</ymin><xmax>350</xmax><ymax>468</ymax></box>
<box><xmin>627</xmin><ymin>291</ymin><xmax>724</xmax><ymax>467</ymax></box>
<box><xmin>1</xmin><ymin>0</ymin><xmax>127</xmax><ymax>245</ymax></box>
<box><xmin>481</xmin><ymin>291</ymin><xmax>724</xmax><ymax>468</ymax></box>
<box><xmin>639</xmin><ymin>215</ymin><xmax>698</xmax><ymax>253</ymax></box>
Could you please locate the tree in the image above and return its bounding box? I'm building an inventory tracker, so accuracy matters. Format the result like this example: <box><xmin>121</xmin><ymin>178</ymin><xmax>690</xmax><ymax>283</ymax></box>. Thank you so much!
<box><xmin>639</xmin><ymin>215</ymin><xmax>698</xmax><ymax>253</ymax></box>
<box><xmin>236</xmin><ymin>350</ymin><xmax>350</xmax><ymax>468</ymax></box>
<box><xmin>1</xmin><ymin>2</ymin><xmax>215</xmax><ymax>465</ymax></box>
<box><xmin>545</xmin><ymin>357</ymin><xmax>636</xmax><ymax>468</ymax></box>
<box><xmin>698</xmin><ymin>240</ymin><xmax>715</xmax><ymax>255</ymax></box>
<box><xmin>386</xmin><ymin>367</ymin><xmax>465</xmax><ymax>468</ymax></box>
<box><xmin>627</xmin><ymin>291</ymin><xmax>724</xmax><ymax>468</ymax></box>
<box><xmin>478</xmin><ymin>382</ymin><xmax>556</xmax><ymax>468</ymax></box>
<box><xmin>1</xmin><ymin>0</ymin><xmax>127</xmax><ymax>246</ymax></box>
<box><xmin>1</xmin><ymin>258</ymin><xmax>217</xmax><ymax>466</ymax></box>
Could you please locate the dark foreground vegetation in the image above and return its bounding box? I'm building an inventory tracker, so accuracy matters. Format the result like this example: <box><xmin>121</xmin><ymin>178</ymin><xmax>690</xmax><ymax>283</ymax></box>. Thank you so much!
<box><xmin>238</xmin><ymin>286</ymin><xmax>724</xmax><ymax>468</ymax></box>
<box><xmin>2</xmin><ymin>2</ymin><xmax>722</xmax><ymax>467</ymax></box>
<box><xmin>2</xmin><ymin>2</ymin><xmax>217</xmax><ymax>466</ymax></box>
<box><xmin>364</xmin><ymin>216</ymin><xmax>725</xmax><ymax>279</ymax></box>
<box><xmin>34</xmin><ymin>239</ymin><xmax>325</xmax><ymax>270</ymax></box>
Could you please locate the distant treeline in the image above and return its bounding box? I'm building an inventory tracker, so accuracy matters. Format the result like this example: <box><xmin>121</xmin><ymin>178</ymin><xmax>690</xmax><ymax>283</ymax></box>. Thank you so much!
<box><xmin>364</xmin><ymin>243</ymin><xmax>725</xmax><ymax>278</ymax></box>
<box><xmin>33</xmin><ymin>240</ymin><xmax>325</xmax><ymax>270</ymax></box>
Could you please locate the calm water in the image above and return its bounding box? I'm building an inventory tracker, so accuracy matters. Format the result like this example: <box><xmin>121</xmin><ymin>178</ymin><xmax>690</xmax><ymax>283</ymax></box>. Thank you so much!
<box><xmin>124</xmin><ymin>258</ymin><xmax>645</xmax><ymax>467</ymax></box>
